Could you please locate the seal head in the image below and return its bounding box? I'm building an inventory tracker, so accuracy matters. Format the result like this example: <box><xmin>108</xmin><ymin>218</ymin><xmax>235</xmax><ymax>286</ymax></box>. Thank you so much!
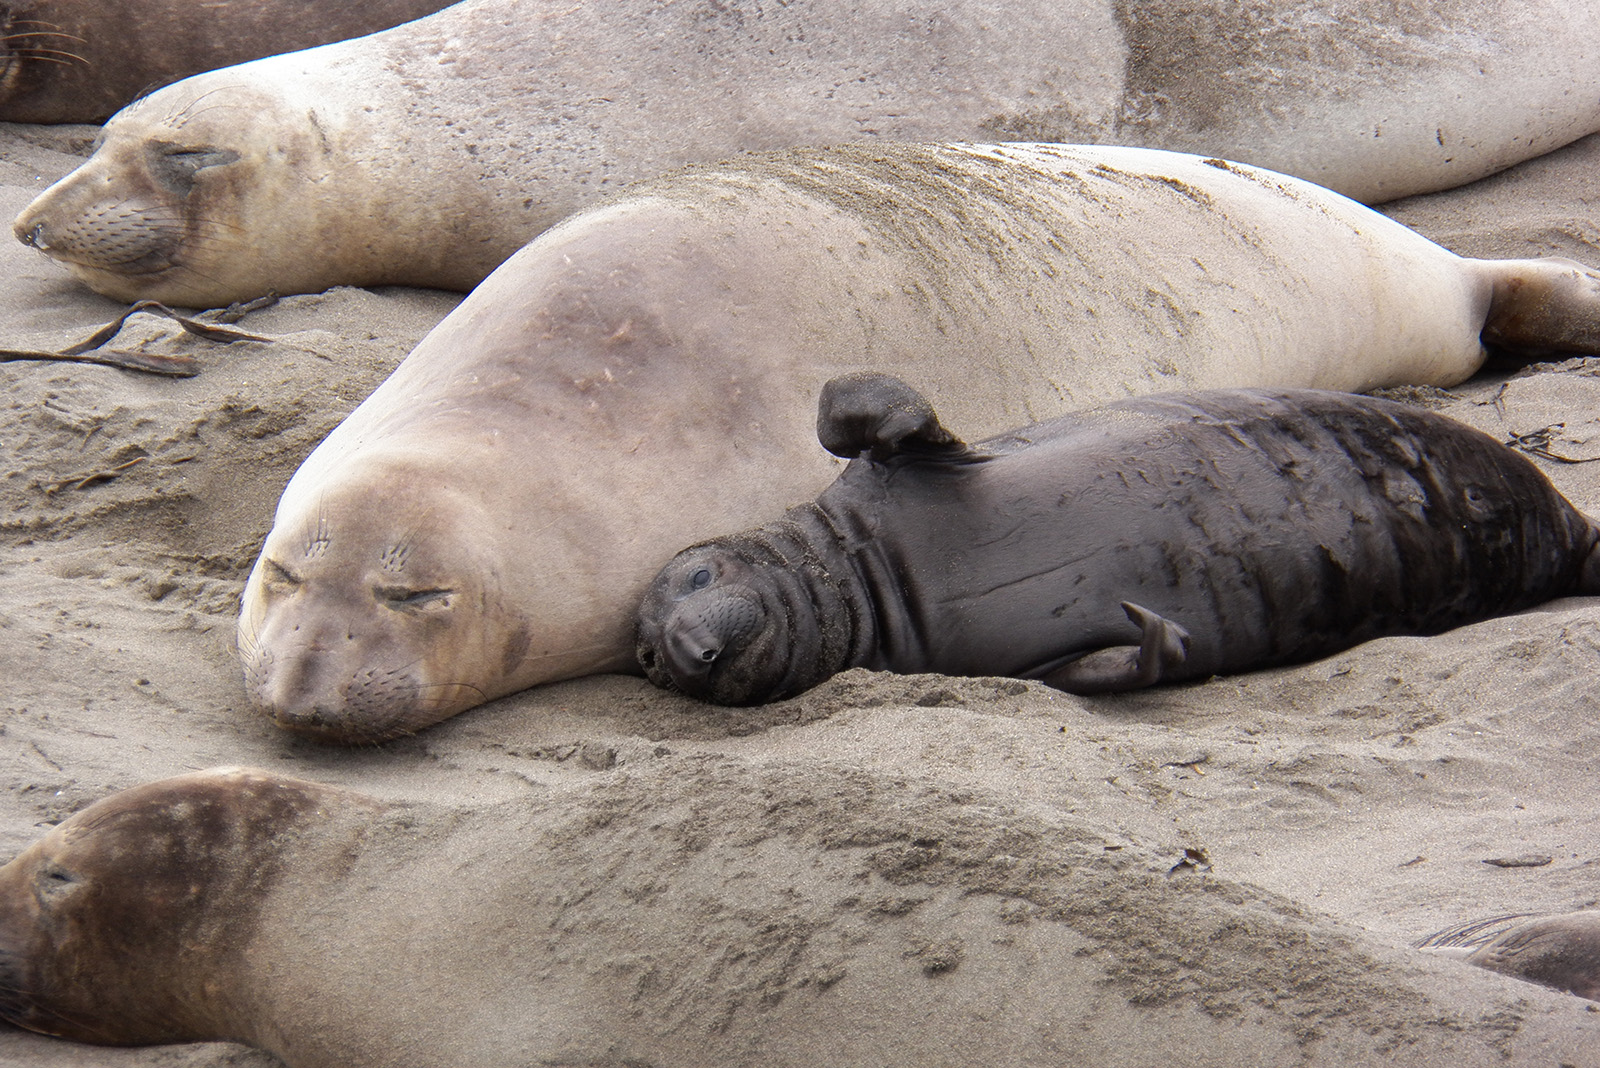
<box><xmin>11</xmin><ymin>79</ymin><xmax>323</xmax><ymax>304</ymax></box>
<box><xmin>636</xmin><ymin>522</ymin><xmax>856</xmax><ymax>706</ymax></box>
<box><xmin>0</xmin><ymin>768</ymin><xmax>334</xmax><ymax>1045</ymax></box>
<box><xmin>238</xmin><ymin>455</ymin><xmax>527</xmax><ymax>743</ymax></box>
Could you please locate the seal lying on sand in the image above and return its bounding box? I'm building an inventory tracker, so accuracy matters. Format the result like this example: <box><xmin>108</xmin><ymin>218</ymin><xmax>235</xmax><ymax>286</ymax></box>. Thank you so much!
<box><xmin>0</xmin><ymin>0</ymin><xmax>453</xmax><ymax>124</ymax></box>
<box><xmin>1419</xmin><ymin>913</ymin><xmax>1600</xmax><ymax>1002</ymax></box>
<box><xmin>636</xmin><ymin>376</ymin><xmax>1600</xmax><ymax>703</ymax></box>
<box><xmin>0</xmin><ymin>766</ymin><xmax>1592</xmax><ymax>1067</ymax></box>
<box><xmin>14</xmin><ymin>0</ymin><xmax>1600</xmax><ymax>303</ymax></box>
<box><xmin>236</xmin><ymin>143</ymin><xmax>1600</xmax><ymax>742</ymax></box>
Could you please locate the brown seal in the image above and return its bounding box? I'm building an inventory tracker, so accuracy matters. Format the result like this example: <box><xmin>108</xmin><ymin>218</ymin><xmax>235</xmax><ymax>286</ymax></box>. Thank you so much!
<box><xmin>13</xmin><ymin>0</ymin><xmax>1600</xmax><ymax>303</ymax></box>
<box><xmin>234</xmin><ymin>143</ymin><xmax>1600</xmax><ymax>742</ymax></box>
<box><xmin>1</xmin><ymin>766</ymin><xmax>1592</xmax><ymax>1066</ymax></box>
<box><xmin>0</xmin><ymin>0</ymin><xmax>453</xmax><ymax>124</ymax></box>
<box><xmin>1419</xmin><ymin>912</ymin><xmax>1600</xmax><ymax>1001</ymax></box>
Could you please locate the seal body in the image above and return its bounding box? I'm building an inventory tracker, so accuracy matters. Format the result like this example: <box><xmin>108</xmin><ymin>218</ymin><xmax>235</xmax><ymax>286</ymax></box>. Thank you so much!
<box><xmin>1</xmin><ymin>766</ymin><xmax>1593</xmax><ymax>1067</ymax></box>
<box><xmin>0</xmin><ymin>0</ymin><xmax>452</xmax><ymax>123</ymax></box>
<box><xmin>14</xmin><ymin>0</ymin><xmax>1600</xmax><ymax>303</ymax></box>
<box><xmin>1419</xmin><ymin>913</ymin><xmax>1600</xmax><ymax>1002</ymax></box>
<box><xmin>637</xmin><ymin>378</ymin><xmax>1600</xmax><ymax>704</ymax></box>
<box><xmin>235</xmin><ymin>143</ymin><xmax>1600</xmax><ymax>741</ymax></box>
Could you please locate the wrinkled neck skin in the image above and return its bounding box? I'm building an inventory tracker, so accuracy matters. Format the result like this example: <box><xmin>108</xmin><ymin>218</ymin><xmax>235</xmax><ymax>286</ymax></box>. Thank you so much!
<box><xmin>707</xmin><ymin>506</ymin><xmax>870</xmax><ymax>703</ymax></box>
<box><xmin>778</xmin><ymin>504</ymin><xmax>878</xmax><ymax>688</ymax></box>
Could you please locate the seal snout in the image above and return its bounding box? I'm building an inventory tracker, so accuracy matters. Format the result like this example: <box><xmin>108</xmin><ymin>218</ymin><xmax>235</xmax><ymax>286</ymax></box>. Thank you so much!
<box><xmin>12</xmin><ymin>161</ymin><xmax>188</xmax><ymax>277</ymax></box>
<box><xmin>13</xmin><ymin>219</ymin><xmax>44</xmax><ymax>250</ymax></box>
<box><xmin>660</xmin><ymin>590</ymin><xmax>763</xmax><ymax>689</ymax></box>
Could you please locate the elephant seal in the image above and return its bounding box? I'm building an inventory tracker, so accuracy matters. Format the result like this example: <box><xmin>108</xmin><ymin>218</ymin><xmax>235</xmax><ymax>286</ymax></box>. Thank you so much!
<box><xmin>637</xmin><ymin>376</ymin><xmax>1600</xmax><ymax>704</ymax></box>
<box><xmin>0</xmin><ymin>0</ymin><xmax>453</xmax><ymax>124</ymax></box>
<box><xmin>1</xmin><ymin>766</ymin><xmax>1593</xmax><ymax>1067</ymax></box>
<box><xmin>1419</xmin><ymin>913</ymin><xmax>1600</xmax><ymax>1001</ymax></box>
<box><xmin>15</xmin><ymin>0</ymin><xmax>1600</xmax><ymax>303</ymax></box>
<box><xmin>0</xmin><ymin>767</ymin><xmax>381</xmax><ymax>1049</ymax></box>
<box><xmin>236</xmin><ymin>142</ymin><xmax>1600</xmax><ymax>742</ymax></box>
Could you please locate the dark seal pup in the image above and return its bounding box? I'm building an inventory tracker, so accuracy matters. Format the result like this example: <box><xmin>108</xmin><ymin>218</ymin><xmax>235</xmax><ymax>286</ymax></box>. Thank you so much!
<box><xmin>637</xmin><ymin>375</ymin><xmax>1600</xmax><ymax>704</ymax></box>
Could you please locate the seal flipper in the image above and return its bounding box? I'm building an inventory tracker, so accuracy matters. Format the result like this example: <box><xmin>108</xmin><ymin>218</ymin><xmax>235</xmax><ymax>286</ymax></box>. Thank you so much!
<box><xmin>817</xmin><ymin>372</ymin><xmax>975</xmax><ymax>463</ymax></box>
<box><xmin>1480</xmin><ymin>257</ymin><xmax>1600</xmax><ymax>358</ymax></box>
<box><xmin>1040</xmin><ymin>601</ymin><xmax>1191</xmax><ymax>694</ymax></box>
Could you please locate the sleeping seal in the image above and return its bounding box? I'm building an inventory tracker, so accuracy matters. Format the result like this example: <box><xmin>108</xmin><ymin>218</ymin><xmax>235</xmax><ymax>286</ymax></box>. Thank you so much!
<box><xmin>15</xmin><ymin>0</ymin><xmax>1600</xmax><ymax>303</ymax></box>
<box><xmin>637</xmin><ymin>375</ymin><xmax>1600</xmax><ymax>703</ymax></box>
<box><xmin>236</xmin><ymin>143</ymin><xmax>1600</xmax><ymax>742</ymax></box>
<box><xmin>1</xmin><ymin>766</ymin><xmax>1592</xmax><ymax>1066</ymax></box>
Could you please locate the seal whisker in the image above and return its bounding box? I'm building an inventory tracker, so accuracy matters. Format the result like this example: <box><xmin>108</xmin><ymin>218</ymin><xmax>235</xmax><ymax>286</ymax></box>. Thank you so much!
<box><xmin>4</xmin><ymin>30</ymin><xmax>88</xmax><ymax>44</ymax></box>
<box><xmin>123</xmin><ymin>210</ymin><xmax>248</xmax><ymax>236</ymax></box>
<box><xmin>416</xmin><ymin>681</ymin><xmax>487</xmax><ymax>700</ymax></box>
<box><xmin>10</xmin><ymin>52</ymin><xmax>80</xmax><ymax>66</ymax></box>
<box><xmin>169</xmin><ymin>95</ymin><xmax>259</xmax><ymax>125</ymax></box>
<box><xmin>0</xmin><ymin>991</ymin><xmax>123</xmax><ymax>1042</ymax></box>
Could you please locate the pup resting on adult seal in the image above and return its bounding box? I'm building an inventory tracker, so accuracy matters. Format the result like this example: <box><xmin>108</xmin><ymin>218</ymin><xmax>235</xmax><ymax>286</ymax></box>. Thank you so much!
<box><xmin>636</xmin><ymin>375</ymin><xmax>1600</xmax><ymax>704</ymax></box>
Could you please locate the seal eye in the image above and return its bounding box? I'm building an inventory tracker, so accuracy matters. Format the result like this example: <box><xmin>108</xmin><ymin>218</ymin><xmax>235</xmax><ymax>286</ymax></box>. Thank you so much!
<box><xmin>378</xmin><ymin>587</ymin><xmax>453</xmax><ymax>612</ymax></box>
<box><xmin>690</xmin><ymin>568</ymin><xmax>712</xmax><ymax>590</ymax></box>
<box><xmin>35</xmin><ymin>863</ymin><xmax>81</xmax><ymax>903</ymax></box>
<box><xmin>263</xmin><ymin>560</ymin><xmax>302</xmax><ymax>594</ymax></box>
<box><xmin>148</xmin><ymin>141</ymin><xmax>242</xmax><ymax>196</ymax></box>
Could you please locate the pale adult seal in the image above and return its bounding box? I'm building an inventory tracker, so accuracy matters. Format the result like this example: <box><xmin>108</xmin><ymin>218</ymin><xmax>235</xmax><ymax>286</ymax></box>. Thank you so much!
<box><xmin>14</xmin><ymin>0</ymin><xmax>1600</xmax><ymax>303</ymax></box>
<box><xmin>235</xmin><ymin>143</ymin><xmax>1600</xmax><ymax>742</ymax></box>
<box><xmin>1</xmin><ymin>766</ymin><xmax>1592</xmax><ymax>1066</ymax></box>
<box><xmin>1419</xmin><ymin>913</ymin><xmax>1600</xmax><ymax>1001</ymax></box>
<box><xmin>0</xmin><ymin>0</ymin><xmax>453</xmax><ymax>124</ymax></box>
<box><xmin>637</xmin><ymin>376</ymin><xmax>1600</xmax><ymax>704</ymax></box>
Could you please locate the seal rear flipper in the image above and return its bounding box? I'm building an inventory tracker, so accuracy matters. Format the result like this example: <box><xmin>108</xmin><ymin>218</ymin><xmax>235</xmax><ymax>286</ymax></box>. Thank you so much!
<box><xmin>816</xmin><ymin>372</ymin><xmax>977</xmax><ymax>463</ymax></box>
<box><xmin>1039</xmin><ymin>602</ymin><xmax>1191</xmax><ymax>695</ymax></box>
<box><xmin>1480</xmin><ymin>257</ymin><xmax>1600</xmax><ymax>359</ymax></box>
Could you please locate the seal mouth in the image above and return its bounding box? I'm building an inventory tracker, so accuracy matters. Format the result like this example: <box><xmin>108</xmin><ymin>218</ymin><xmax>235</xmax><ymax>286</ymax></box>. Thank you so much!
<box><xmin>637</xmin><ymin>579</ymin><xmax>785</xmax><ymax>706</ymax></box>
<box><xmin>659</xmin><ymin>591</ymin><xmax>763</xmax><ymax>688</ymax></box>
<box><xmin>0</xmin><ymin>944</ymin><xmax>42</xmax><ymax>1034</ymax></box>
<box><xmin>17</xmin><ymin>221</ymin><xmax>182</xmax><ymax>274</ymax></box>
<box><xmin>264</xmin><ymin>700</ymin><xmax>423</xmax><ymax>746</ymax></box>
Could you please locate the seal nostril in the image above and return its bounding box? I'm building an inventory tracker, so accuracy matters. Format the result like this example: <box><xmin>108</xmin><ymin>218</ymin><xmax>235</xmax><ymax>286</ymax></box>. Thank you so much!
<box><xmin>698</xmin><ymin>648</ymin><xmax>718</xmax><ymax>663</ymax></box>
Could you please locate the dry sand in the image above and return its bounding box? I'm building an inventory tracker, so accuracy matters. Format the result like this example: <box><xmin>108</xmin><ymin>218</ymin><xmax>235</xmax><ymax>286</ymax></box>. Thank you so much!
<box><xmin>3</xmin><ymin>122</ymin><xmax>1600</xmax><ymax>1065</ymax></box>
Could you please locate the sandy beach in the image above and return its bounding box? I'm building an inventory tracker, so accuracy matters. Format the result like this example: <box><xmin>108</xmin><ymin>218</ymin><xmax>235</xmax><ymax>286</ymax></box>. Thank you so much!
<box><xmin>4</xmin><ymin>119</ymin><xmax>1600</xmax><ymax>1065</ymax></box>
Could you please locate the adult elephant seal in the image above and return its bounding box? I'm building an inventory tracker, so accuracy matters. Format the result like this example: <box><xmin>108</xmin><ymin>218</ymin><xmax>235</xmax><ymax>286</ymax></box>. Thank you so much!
<box><xmin>236</xmin><ymin>143</ymin><xmax>1600</xmax><ymax>742</ymax></box>
<box><xmin>1</xmin><ymin>765</ymin><xmax>1594</xmax><ymax>1067</ymax></box>
<box><xmin>14</xmin><ymin>0</ymin><xmax>1600</xmax><ymax>304</ymax></box>
<box><xmin>0</xmin><ymin>0</ymin><xmax>453</xmax><ymax>124</ymax></box>
<box><xmin>1419</xmin><ymin>913</ymin><xmax>1600</xmax><ymax>1001</ymax></box>
<box><xmin>637</xmin><ymin>376</ymin><xmax>1600</xmax><ymax>704</ymax></box>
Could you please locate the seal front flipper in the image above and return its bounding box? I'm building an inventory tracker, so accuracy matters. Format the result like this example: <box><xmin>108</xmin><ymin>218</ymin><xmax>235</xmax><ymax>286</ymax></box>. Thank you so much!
<box><xmin>1041</xmin><ymin>601</ymin><xmax>1192</xmax><ymax>695</ymax></box>
<box><xmin>816</xmin><ymin>372</ymin><xmax>976</xmax><ymax>463</ymax></box>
